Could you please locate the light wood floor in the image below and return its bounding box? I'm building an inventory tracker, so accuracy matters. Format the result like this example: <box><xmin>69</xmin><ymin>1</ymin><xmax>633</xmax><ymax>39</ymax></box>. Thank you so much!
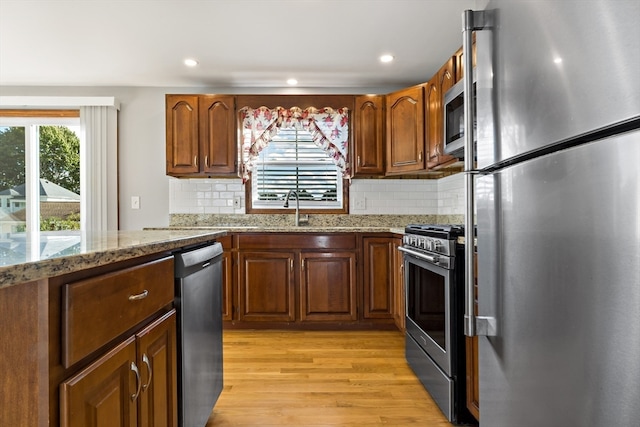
<box><xmin>206</xmin><ymin>329</ymin><xmax>456</xmax><ymax>427</ymax></box>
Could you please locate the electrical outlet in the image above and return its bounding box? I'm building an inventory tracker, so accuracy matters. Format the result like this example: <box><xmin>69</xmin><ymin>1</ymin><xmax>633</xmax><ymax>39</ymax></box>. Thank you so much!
<box><xmin>233</xmin><ymin>196</ymin><xmax>241</xmax><ymax>209</ymax></box>
<box><xmin>354</xmin><ymin>195</ymin><xmax>366</xmax><ymax>210</ymax></box>
<box><xmin>131</xmin><ymin>196</ymin><xmax>140</xmax><ymax>210</ymax></box>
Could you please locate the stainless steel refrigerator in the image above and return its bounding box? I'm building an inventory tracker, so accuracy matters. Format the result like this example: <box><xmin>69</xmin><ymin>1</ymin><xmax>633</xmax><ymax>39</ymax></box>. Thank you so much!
<box><xmin>462</xmin><ymin>1</ymin><xmax>640</xmax><ymax>426</ymax></box>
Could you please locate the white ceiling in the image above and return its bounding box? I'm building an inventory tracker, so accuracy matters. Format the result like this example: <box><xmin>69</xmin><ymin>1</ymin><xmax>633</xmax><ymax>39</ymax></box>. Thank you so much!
<box><xmin>0</xmin><ymin>0</ymin><xmax>480</xmax><ymax>89</ymax></box>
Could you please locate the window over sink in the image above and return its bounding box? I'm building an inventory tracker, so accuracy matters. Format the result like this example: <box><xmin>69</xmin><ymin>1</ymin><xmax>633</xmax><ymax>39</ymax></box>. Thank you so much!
<box><xmin>240</xmin><ymin>106</ymin><xmax>350</xmax><ymax>214</ymax></box>
<box><xmin>249</xmin><ymin>127</ymin><xmax>344</xmax><ymax>210</ymax></box>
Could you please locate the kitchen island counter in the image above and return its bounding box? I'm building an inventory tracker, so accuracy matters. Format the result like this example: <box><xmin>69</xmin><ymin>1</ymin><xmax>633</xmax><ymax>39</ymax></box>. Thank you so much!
<box><xmin>0</xmin><ymin>229</ymin><xmax>226</xmax><ymax>289</ymax></box>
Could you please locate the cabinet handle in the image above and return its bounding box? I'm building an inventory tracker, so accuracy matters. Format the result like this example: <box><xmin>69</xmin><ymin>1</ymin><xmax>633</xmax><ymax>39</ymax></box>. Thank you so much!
<box><xmin>128</xmin><ymin>290</ymin><xmax>148</xmax><ymax>301</ymax></box>
<box><xmin>290</xmin><ymin>259</ymin><xmax>294</xmax><ymax>272</ymax></box>
<box><xmin>357</xmin><ymin>156</ymin><xmax>361</xmax><ymax>167</ymax></box>
<box><xmin>205</xmin><ymin>155</ymin><xmax>209</xmax><ymax>167</ymax></box>
<box><xmin>130</xmin><ymin>362</ymin><xmax>142</xmax><ymax>401</ymax></box>
<box><xmin>418</xmin><ymin>151</ymin><xmax>423</xmax><ymax>161</ymax></box>
<box><xmin>194</xmin><ymin>155</ymin><xmax>198</xmax><ymax>167</ymax></box>
<box><xmin>142</xmin><ymin>353</ymin><xmax>152</xmax><ymax>391</ymax></box>
<box><xmin>302</xmin><ymin>259</ymin><xmax>305</xmax><ymax>270</ymax></box>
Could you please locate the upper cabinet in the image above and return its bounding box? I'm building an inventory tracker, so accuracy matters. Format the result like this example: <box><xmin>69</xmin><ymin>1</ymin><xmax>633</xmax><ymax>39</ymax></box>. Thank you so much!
<box><xmin>166</xmin><ymin>94</ymin><xmax>237</xmax><ymax>177</ymax></box>
<box><xmin>426</xmin><ymin>57</ymin><xmax>459</xmax><ymax>170</ymax></box>
<box><xmin>385</xmin><ymin>84</ymin><xmax>425</xmax><ymax>175</ymax></box>
<box><xmin>353</xmin><ymin>95</ymin><xmax>385</xmax><ymax>176</ymax></box>
<box><xmin>453</xmin><ymin>36</ymin><xmax>477</xmax><ymax>83</ymax></box>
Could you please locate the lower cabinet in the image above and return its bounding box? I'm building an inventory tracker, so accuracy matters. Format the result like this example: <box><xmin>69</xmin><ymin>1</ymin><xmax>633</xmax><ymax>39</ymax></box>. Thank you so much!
<box><xmin>392</xmin><ymin>237</ymin><xmax>405</xmax><ymax>331</ymax></box>
<box><xmin>466</xmin><ymin>251</ymin><xmax>480</xmax><ymax>420</ymax></box>
<box><xmin>238</xmin><ymin>251</ymin><xmax>296</xmax><ymax>322</ymax></box>
<box><xmin>362</xmin><ymin>237</ymin><xmax>395</xmax><ymax>319</ymax></box>
<box><xmin>234</xmin><ymin>233</ymin><xmax>359</xmax><ymax>326</ymax></box>
<box><xmin>228</xmin><ymin>232</ymin><xmax>405</xmax><ymax>328</ymax></box>
<box><xmin>300</xmin><ymin>251</ymin><xmax>357</xmax><ymax>321</ymax></box>
<box><xmin>60</xmin><ymin>310</ymin><xmax>177</xmax><ymax>427</ymax></box>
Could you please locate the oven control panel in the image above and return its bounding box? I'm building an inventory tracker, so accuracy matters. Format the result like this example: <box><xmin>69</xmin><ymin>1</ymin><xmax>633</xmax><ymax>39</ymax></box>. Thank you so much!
<box><xmin>403</xmin><ymin>234</ymin><xmax>454</xmax><ymax>257</ymax></box>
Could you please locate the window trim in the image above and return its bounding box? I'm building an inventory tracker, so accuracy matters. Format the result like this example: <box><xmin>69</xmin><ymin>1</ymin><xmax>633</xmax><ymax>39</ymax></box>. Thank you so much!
<box><xmin>1</xmin><ymin>97</ymin><xmax>119</xmax><ymax>231</ymax></box>
<box><xmin>0</xmin><ymin>115</ymin><xmax>81</xmax><ymax>232</ymax></box>
<box><xmin>245</xmin><ymin>176</ymin><xmax>350</xmax><ymax>214</ymax></box>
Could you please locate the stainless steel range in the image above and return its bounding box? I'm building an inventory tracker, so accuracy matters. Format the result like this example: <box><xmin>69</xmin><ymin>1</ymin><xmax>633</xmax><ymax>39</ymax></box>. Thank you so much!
<box><xmin>399</xmin><ymin>224</ymin><xmax>475</xmax><ymax>425</ymax></box>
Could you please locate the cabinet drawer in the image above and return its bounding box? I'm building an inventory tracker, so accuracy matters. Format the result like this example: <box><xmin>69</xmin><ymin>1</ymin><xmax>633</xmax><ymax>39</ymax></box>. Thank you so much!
<box><xmin>238</xmin><ymin>233</ymin><xmax>356</xmax><ymax>250</ymax></box>
<box><xmin>62</xmin><ymin>257</ymin><xmax>174</xmax><ymax>368</ymax></box>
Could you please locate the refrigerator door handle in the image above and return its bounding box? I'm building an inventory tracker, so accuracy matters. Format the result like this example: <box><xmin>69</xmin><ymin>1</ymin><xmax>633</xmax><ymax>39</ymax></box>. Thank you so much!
<box><xmin>463</xmin><ymin>9</ymin><xmax>497</xmax><ymax>337</ymax></box>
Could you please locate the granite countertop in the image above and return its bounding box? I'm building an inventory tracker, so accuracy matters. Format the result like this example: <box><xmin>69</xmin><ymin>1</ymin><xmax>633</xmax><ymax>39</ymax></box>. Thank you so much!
<box><xmin>157</xmin><ymin>225</ymin><xmax>406</xmax><ymax>234</ymax></box>
<box><xmin>0</xmin><ymin>229</ymin><xmax>226</xmax><ymax>289</ymax></box>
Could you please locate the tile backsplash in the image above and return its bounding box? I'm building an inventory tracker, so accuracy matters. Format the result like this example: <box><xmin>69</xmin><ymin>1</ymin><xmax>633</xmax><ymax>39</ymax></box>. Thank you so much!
<box><xmin>168</xmin><ymin>173</ymin><xmax>464</xmax><ymax>216</ymax></box>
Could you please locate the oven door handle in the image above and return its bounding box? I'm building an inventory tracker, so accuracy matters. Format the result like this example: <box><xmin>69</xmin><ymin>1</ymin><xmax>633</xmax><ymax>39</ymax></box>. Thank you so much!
<box><xmin>398</xmin><ymin>246</ymin><xmax>439</xmax><ymax>264</ymax></box>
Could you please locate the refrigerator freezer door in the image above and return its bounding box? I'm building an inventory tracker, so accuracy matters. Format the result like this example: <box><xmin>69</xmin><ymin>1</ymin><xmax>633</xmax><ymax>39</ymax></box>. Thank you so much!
<box><xmin>477</xmin><ymin>131</ymin><xmax>640</xmax><ymax>426</ymax></box>
<box><xmin>475</xmin><ymin>0</ymin><xmax>640</xmax><ymax>169</ymax></box>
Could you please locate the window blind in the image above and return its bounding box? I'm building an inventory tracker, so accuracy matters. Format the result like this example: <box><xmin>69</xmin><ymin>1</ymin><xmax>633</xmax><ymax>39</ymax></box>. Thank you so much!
<box><xmin>251</xmin><ymin>127</ymin><xmax>342</xmax><ymax>208</ymax></box>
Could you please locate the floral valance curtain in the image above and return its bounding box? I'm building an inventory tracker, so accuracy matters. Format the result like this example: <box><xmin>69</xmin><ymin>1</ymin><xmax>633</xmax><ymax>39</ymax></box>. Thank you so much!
<box><xmin>239</xmin><ymin>106</ymin><xmax>350</xmax><ymax>182</ymax></box>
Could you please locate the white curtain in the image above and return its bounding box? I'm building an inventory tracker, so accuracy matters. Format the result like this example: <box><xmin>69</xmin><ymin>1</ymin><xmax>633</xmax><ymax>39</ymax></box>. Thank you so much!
<box><xmin>80</xmin><ymin>106</ymin><xmax>118</xmax><ymax>231</ymax></box>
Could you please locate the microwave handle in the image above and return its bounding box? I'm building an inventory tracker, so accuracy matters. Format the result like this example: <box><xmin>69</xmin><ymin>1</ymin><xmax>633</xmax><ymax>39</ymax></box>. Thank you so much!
<box><xmin>462</xmin><ymin>9</ymin><xmax>496</xmax><ymax>338</ymax></box>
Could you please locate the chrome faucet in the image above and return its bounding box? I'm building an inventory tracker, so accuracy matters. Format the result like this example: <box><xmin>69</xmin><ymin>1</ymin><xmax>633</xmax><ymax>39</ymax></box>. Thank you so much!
<box><xmin>284</xmin><ymin>190</ymin><xmax>305</xmax><ymax>226</ymax></box>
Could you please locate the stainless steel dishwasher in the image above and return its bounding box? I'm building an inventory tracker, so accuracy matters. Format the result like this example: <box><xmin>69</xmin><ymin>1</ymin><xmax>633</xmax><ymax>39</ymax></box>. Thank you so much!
<box><xmin>174</xmin><ymin>242</ymin><xmax>224</xmax><ymax>427</ymax></box>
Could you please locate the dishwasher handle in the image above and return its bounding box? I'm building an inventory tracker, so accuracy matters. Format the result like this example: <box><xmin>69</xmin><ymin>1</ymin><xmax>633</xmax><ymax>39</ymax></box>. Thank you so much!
<box><xmin>174</xmin><ymin>242</ymin><xmax>223</xmax><ymax>278</ymax></box>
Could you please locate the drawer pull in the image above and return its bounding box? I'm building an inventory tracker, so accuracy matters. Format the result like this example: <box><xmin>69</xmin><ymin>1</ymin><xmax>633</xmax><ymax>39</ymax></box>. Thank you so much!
<box><xmin>131</xmin><ymin>361</ymin><xmax>142</xmax><ymax>401</ymax></box>
<box><xmin>142</xmin><ymin>353</ymin><xmax>152</xmax><ymax>391</ymax></box>
<box><xmin>128</xmin><ymin>290</ymin><xmax>149</xmax><ymax>301</ymax></box>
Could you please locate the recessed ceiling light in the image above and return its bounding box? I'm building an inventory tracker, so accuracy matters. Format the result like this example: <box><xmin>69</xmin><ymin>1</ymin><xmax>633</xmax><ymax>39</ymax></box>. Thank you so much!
<box><xmin>287</xmin><ymin>78</ymin><xmax>298</xmax><ymax>85</ymax></box>
<box><xmin>380</xmin><ymin>54</ymin><xmax>394</xmax><ymax>63</ymax></box>
<box><xmin>184</xmin><ymin>58</ymin><xmax>199</xmax><ymax>67</ymax></box>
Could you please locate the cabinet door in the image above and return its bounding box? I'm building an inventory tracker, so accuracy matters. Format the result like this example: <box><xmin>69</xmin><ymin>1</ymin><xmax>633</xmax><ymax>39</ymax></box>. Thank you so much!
<box><xmin>466</xmin><ymin>251</ymin><xmax>480</xmax><ymax>420</ymax></box>
<box><xmin>362</xmin><ymin>237</ymin><xmax>395</xmax><ymax>319</ymax></box>
<box><xmin>392</xmin><ymin>237</ymin><xmax>405</xmax><ymax>331</ymax></box>
<box><xmin>454</xmin><ymin>37</ymin><xmax>477</xmax><ymax>83</ymax></box>
<box><xmin>300</xmin><ymin>251</ymin><xmax>357</xmax><ymax>321</ymax></box>
<box><xmin>426</xmin><ymin>58</ymin><xmax>458</xmax><ymax>169</ymax></box>
<box><xmin>238</xmin><ymin>251</ymin><xmax>295</xmax><ymax>322</ymax></box>
<box><xmin>136</xmin><ymin>310</ymin><xmax>178</xmax><ymax>427</ymax></box>
<box><xmin>199</xmin><ymin>95</ymin><xmax>236</xmax><ymax>175</ymax></box>
<box><xmin>166</xmin><ymin>95</ymin><xmax>200</xmax><ymax>175</ymax></box>
<box><xmin>353</xmin><ymin>95</ymin><xmax>385</xmax><ymax>176</ymax></box>
<box><xmin>60</xmin><ymin>337</ymin><xmax>138</xmax><ymax>427</ymax></box>
<box><xmin>385</xmin><ymin>85</ymin><xmax>425</xmax><ymax>174</ymax></box>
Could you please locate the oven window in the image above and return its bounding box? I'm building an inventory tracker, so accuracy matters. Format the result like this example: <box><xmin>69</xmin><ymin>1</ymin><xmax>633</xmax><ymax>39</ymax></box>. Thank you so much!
<box><xmin>407</xmin><ymin>263</ymin><xmax>446</xmax><ymax>350</ymax></box>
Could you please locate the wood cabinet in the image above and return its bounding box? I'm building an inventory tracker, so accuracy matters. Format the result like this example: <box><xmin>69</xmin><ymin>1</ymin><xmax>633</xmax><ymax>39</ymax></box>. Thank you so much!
<box><xmin>233</xmin><ymin>233</ymin><xmax>359</xmax><ymax>326</ymax></box>
<box><xmin>385</xmin><ymin>85</ymin><xmax>425</xmax><ymax>174</ymax></box>
<box><xmin>48</xmin><ymin>255</ymin><xmax>178</xmax><ymax>427</ymax></box>
<box><xmin>60</xmin><ymin>336</ymin><xmax>138</xmax><ymax>427</ymax></box>
<box><xmin>353</xmin><ymin>95</ymin><xmax>385</xmax><ymax>176</ymax></box>
<box><xmin>426</xmin><ymin>57</ymin><xmax>459</xmax><ymax>170</ymax></box>
<box><xmin>392</xmin><ymin>237</ymin><xmax>405</xmax><ymax>331</ymax></box>
<box><xmin>454</xmin><ymin>37</ymin><xmax>477</xmax><ymax>84</ymax></box>
<box><xmin>166</xmin><ymin>94</ymin><xmax>236</xmax><ymax>177</ymax></box>
<box><xmin>466</xmin><ymin>250</ymin><xmax>480</xmax><ymax>420</ymax></box>
<box><xmin>362</xmin><ymin>237</ymin><xmax>395</xmax><ymax>319</ymax></box>
<box><xmin>60</xmin><ymin>311</ymin><xmax>177</xmax><ymax>427</ymax></box>
<box><xmin>135</xmin><ymin>311</ymin><xmax>178</xmax><ymax>427</ymax></box>
<box><xmin>238</xmin><ymin>251</ymin><xmax>296</xmax><ymax>322</ymax></box>
<box><xmin>300</xmin><ymin>251</ymin><xmax>357</xmax><ymax>321</ymax></box>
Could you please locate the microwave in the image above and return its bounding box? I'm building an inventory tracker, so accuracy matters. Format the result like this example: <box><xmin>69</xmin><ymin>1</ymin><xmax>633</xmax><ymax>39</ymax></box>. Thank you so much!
<box><xmin>443</xmin><ymin>74</ymin><xmax>476</xmax><ymax>158</ymax></box>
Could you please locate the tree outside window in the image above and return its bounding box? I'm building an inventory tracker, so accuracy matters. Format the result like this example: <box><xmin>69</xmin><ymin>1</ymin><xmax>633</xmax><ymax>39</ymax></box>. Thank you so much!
<box><xmin>0</xmin><ymin>124</ymin><xmax>81</xmax><ymax>232</ymax></box>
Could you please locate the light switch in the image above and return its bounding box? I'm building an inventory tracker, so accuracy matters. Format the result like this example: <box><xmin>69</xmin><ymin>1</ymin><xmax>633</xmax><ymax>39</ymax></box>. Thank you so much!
<box><xmin>233</xmin><ymin>196</ymin><xmax>241</xmax><ymax>209</ymax></box>
<box><xmin>131</xmin><ymin>196</ymin><xmax>140</xmax><ymax>209</ymax></box>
